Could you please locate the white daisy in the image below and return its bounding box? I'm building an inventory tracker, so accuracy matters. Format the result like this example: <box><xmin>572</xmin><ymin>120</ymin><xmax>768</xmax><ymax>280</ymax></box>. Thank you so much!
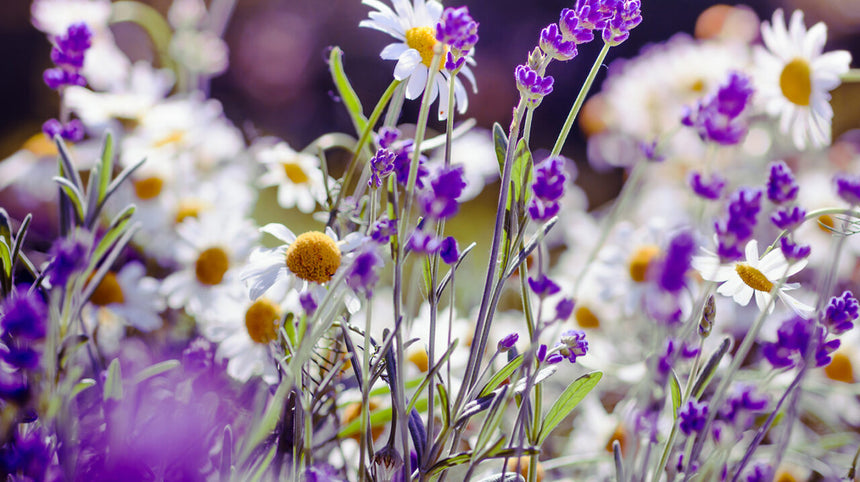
<box><xmin>85</xmin><ymin>261</ymin><xmax>165</xmax><ymax>332</ymax></box>
<box><xmin>691</xmin><ymin>239</ymin><xmax>813</xmax><ymax>315</ymax></box>
<box><xmin>360</xmin><ymin>0</ymin><xmax>477</xmax><ymax>120</ymax></box>
<box><xmin>240</xmin><ymin>223</ymin><xmax>364</xmax><ymax>313</ymax></box>
<box><xmin>199</xmin><ymin>290</ymin><xmax>301</xmax><ymax>384</ymax></box>
<box><xmin>254</xmin><ymin>140</ymin><xmax>328</xmax><ymax>214</ymax></box>
<box><xmin>160</xmin><ymin>211</ymin><xmax>259</xmax><ymax>320</ymax></box>
<box><xmin>754</xmin><ymin>9</ymin><xmax>851</xmax><ymax>150</ymax></box>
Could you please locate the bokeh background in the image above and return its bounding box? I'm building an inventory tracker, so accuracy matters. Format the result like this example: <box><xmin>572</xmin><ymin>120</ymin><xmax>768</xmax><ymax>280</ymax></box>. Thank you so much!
<box><xmin>1</xmin><ymin>0</ymin><xmax>860</xmax><ymax>207</ymax></box>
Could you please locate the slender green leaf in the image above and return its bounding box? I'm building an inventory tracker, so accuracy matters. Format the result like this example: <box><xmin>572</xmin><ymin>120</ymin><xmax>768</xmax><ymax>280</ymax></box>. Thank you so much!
<box><xmin>132</xmin><ymin>359</ymin><xmax>180</xmax><ymax>385</ymax></box>
<box><xmin>82</xmin><ymin>223</ymin><xmax>140</xmax><ymax>303</ymax></box>
<box><xmin>53</xmin><ymin>177</ymin><xmax>85</xmax><ymax>221</ymax></box>
<box><xmin>9</xmin><ymin>213</ymin><xmax>32</xmax><ymax>275</ymax></box>
<box><xmin>0</xmin><ymin>237</ymin><xmax>10</xmax><ymax>278</ymax></box>
<box><xmin>492</xmin><ymin>122</ymin><xmax>507</xmax><ymax>175</ymax></box>
<box><xmin>473</xmin><ymin>386</ymin><xmax>508</xmax><ymax>457</ymax></box>
<box><xmin>479</xmin><ymin>354</ymin><xmax>524</xmax><ymax>398</ymax></box>
<box><xmin>538</xmin><ymin>371</ymin><xmax>603</xmax><ymax>444</ymax></box>
<box><xmin>339</xmin><ymin>397</ymin><xmax>429</xmax><ymax>438</ymax></box>
<box><xmin>511</xmin><ymin>139</ymin><xmax>532</xmax><ymax>204</ymax></box>
<box><xmin>83</xmin><ymin>163</ymin><xmax>101</xmax><ymax>228</ymax></box>
<box><xmin>97</xmin><ymin>131</ymin><xmax>115</xmax><ymax>204</ymax></box>
<box><xmin>71</xmin><ymin>378</ymin><xmax>96</xmax><ymax>399</ymax></box>
<box><xmin>328</xmin><ymin>46</ymin><xmax>367</xmax><ymax>134</ymax></box>
<box><xmin>670</xmin><ymin>371</ymin><xmax>682</xmax><ymax>418</ymax></box>
<box><xmin>92</xmin><ymin>205</ymin><xmax>135</xmax><ymax>266</ymax></box>
<box><xmin>428</xmin><ymin>453</ymin><xmax>472</xmax><ymax>477</ymax></box>
<box><xmin>103</xmin><ymin>157</ymin><xmax>146</xmax><ymax>205</ymax></box>
<box><xmin>103</xmin><ymin>358</ymin><xmax>123</xmax><ymax>402</ymax></box>
<box><xmin>54</xmin><ymin>136</ymin><xmax>84</xmax><ymax>191</ymax></box>
<box><xmin>693</xmin><ymin>337</ymin><xmax>732</xmax><ymax>399</ymax></box>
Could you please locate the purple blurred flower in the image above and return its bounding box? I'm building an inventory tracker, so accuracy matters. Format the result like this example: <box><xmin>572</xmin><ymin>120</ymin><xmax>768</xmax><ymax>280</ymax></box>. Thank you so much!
<box><xmin>762</xmin><ymin>317</ymin><xmax>837</xmax><ymax>369</ymax></box>
<box><xmin>688</xmin><ymin>171</ymin><xmax>726</xmax><ymax>200</ymax></box>
<box><xmin>766</xmin><ymin>161</ymin><xmax>799</xmax><ymax>204</ymax></box>
<box><xmin>407</xmin><ymin>229</ymin><xmax>441</xmax><ymax>255</ymax></box>
<box><xmin>498</xmin><ymin>333</ymin><xmax>519</xmax><ymax>352</ymax></box>
<box><xmin>392</xmin><ymin>142</ymin><xmax>429</xmax><ymax>189</ymax></box>
<box><xmin>182</xmin><ymin>337</ymin><xmax>215</xmax><ymax>374</ymax></box>
<box><xmin>555</xmin><ymin>297</ymin><xmax>575</xmax><ymax>321</ymax></box>
<box><xmin>678</xmin><ymin>400</ymin><xmax>709</xmax><ymax>435</ymax></box>
<box><xmin>376</xmin><ymin>127</ymin><xmax>400</xmax><ymax>149</ymax></box>
<box><xmin>718</xmin><ymin>384</ymin><xmax>768</xmax><ymax>435</ymax></box>
<box><xmin>0</xmin><ymin>424</ymin><xmax>61</xmax><ymax>481</ymax></box>
<box><xmin>346</xmin><ymin>248</ymin><xmax>384</xmax><ymax>297</ymax></box>
<box><xmin>42</xmin><ymin>118</ymin><xmax>85</xmax><ymax>142</ymax></box>
<box><xmin>47</xmin><ymin>235</ymin><xmax>88</xmax><ymax>286</ymax></box>
<box><xmin>822</xmin><ymin>291</ymin><xmax>859</xmax><ymax>335</ymax></box>
<box><xmin>682</xmin><ymin>71</ymin><xmax>754</xmax><ymax>145</ymax></box>
<box><xmin>44</xmin><ymin>22</ymin><xmax>92</xmax><ymax>90</ymax></box>
<box><xmin>371</xmin><ymin>217</ymin><xmax>397</xmax><ymax>244</ymax></box>
<box><xmin>1</xmin><ymin>286</ymin><xmax>47</xmax><ymax>341</ymax></box>
<box><xmin>300</xmin><ymin>290</ymin><xmax>318</xmax><ymax>315</ymax></box>
<box><xmin>439</xmin><ymin>236</ymin><xmax>459</xmax><ymax>264</ymax></box>
<box><xmin>835</xmin><ymin>173</ymin><xmax>860</xmax><ymax>205</ymax></box>
<box><xmin>657</xmin><ymin>231</ymin><xmax>695</xmax><ymax>293</ymax></box>
<box><xmin>527</xmin><ymin>274</ymin><xmax>560</xmax><ymax>297</ymax></box>
<box><xmin>421</xmin><ymin>166</ymin><xmax>466</xmax><ymax>220</ymax></box>
<box><xmin>306</xmin><ymin>463</ymin><xmax>346</xmax><ymax>482</ymax></box>
<box><xmin>779</xmin><ymin>237</ymin><xmax>810</xmax><ymax>261</ymax></box>
<box><xmin>744</xmin><ymin>462</ymin><xmax>773</xmax><ymax>482</ymax></box>
<box><xmin>715</xmin><ymin>188</ymin><xmax>762</xmax><ymax>261</ymax></box>
<box><xmin>540</xmin><ymin>23</ymin><xmax>578</xmax><ymax>61</ymax></box>
<box><xmin>770</xmin><ymin>205</ymin><xmax>806</xmax><ymax>231</ymax></box>
<box><xmin>368</xmin><ymin>148</ymin><xmax>396</xmax><ymax>188</ymax></box>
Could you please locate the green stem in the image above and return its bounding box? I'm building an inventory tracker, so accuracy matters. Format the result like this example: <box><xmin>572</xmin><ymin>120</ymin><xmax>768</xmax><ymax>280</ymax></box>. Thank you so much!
<box><xmin>550</xmin><ymin>42</ymin><xmax>611</xmax><ymax>157</ymax></box>
<box><xmin>841</xmin><ymin>68</ymin><xmax>860</xmax><ymax>83</ymax></box>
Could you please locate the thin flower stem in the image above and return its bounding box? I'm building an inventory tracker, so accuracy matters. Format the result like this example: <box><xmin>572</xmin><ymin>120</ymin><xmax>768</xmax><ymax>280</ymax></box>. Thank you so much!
<box><xmin>444</xmin><ymin>71</ymin><xmax>458</xmax><ymax>167</ymax></box>
<box><xmin>550</xmin><ymin>42</ymin><xmax>611</xmax><ymax>157</ymax></box>
<box><xmin>841</xmin><ymin>68</ymin><xmax>860</xmax><ymax>82</ymax></box>
<box><xmin>359</xmin><ymin>271</ymin><xmax>375</xmax><ymax>482</ymax></box>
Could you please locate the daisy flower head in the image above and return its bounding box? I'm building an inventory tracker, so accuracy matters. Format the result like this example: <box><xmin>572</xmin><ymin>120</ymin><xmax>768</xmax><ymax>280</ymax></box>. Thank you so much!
<box><xmin>241</xmin><ymin>223</ymin><xmax>364</xmax><ymax>313</ymax></box>
<box><xmin>85</xmin><ymin>262</ymin><xmax>165</xmax><ymax>333</ymax></box>
<box><xmin>254</xmin><ymin>140</ymin><xmax>328</xmax><ymax>213</ymax></box>
<box><xmin>754</xmin><ymin>9</ymin><xmax>851</xmax><ymax>150</ymax></box>
<box><xmin>360</xmin><ymin>0</ymin><xmax>477</xmax><ymax>120</ymax></box>
<box><xmin>692</xmin><ymin>239</ymin><xmax>813</xmax><ymax>316</ymax></box>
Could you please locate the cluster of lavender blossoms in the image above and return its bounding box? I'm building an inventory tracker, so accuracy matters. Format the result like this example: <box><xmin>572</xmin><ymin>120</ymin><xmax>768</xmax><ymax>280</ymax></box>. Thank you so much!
<box><xmin>5</xmin><ymin>0</ymin><xmax>860</xmax><ymax>480</ymax></box>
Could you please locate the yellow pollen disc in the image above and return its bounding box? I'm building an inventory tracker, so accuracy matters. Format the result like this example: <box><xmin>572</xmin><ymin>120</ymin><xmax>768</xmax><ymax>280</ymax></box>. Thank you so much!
<box><xmin>818</xmin><ymin>214</ymin><xmax>835</xmax><ymax>234</ymax></box>
<box><xmin>89</xmin><ymin>272</ymin><xmax>125</xmax><ymax>306</ymax></box>
<box><xmin>342</xmin><ymin>400</ymin><xmax>384</xmax><ymax>440</ymax></box>
<box><xmin>195</xmin><ymin>246</ymin><xmax>230</xmax><ymax>286</ymax></box>
<box><xmin>605</xmin><ymin>424</ymin><xmax>627</xmax><ymax>455</ymax></box>
<box><xmin>244</xmin><ymin>298</ymin><xmax>280</xmax><ymax>344</ymax></box>
<box><xmin>285</xmin><ymin>231</ymin><xmax>341</xmax><ymax>284</ymax></box>
<box><xmin>407</xmin><ymin>346</ymin><xmax>430</xmax><ymax>372</ymax></box>
<box><xmin>153</xmin><ymin>130</ymin><xmax>186</xmax><ymax>148</ymax></box>
<box><xmin>133</xmin><ymin>177</ymin><xmax>164</xmax><ymax>200</ymax></box>
<box><xmin>824</xmin><ymin>351</ymin><xmax>854</xmax><ymax>383</ymax></box>
<box><xmin>779</xmin><ymin>58</ymin><xmax>812</xmax><ymax>106</ymax></box>
<box><xmin>405</xmin><ymin>26</ymin><xmax>445</xmax><ymax>68</ymax></box>
<box><xmin>175</xmin><ymin>199</ymin><xmax>210</xmax><ymax>223</ymax></box>
<box><xmin>23</xmin><ymin>133</ymin><xmax>58</xmax><ymax>156</ymax></box>
<box><xmin>506</xmin><ymin>457</ymin><xmax>544</xmax><ymax>482</ymax></box>
<box><xmin>735</xmin><ymin>263</ymin><xmax>774</xmax><ymax>292</ymax></box>
<box><xmin>775</xmin><ymin>469</ymin><xmax>798</xmax><ymax>482</ymax></box>
<box><xmin>689</xmin><ymin>78</ymin><xmax>706</xmax><ymax>93</ymax></box>
<box><xmin>283</xmin><ymin>162</ymin><xmax>309</xmax><ymax>184</ymax></box>
<box><xmin>629</xmin><ymin>245</ymin><xmax>660</xmax><ymax>283</ymax></box>
<box><xmin>575</xmin><ymin>305</ymin><xmax>601</xmax><ymax>329</ymax></box>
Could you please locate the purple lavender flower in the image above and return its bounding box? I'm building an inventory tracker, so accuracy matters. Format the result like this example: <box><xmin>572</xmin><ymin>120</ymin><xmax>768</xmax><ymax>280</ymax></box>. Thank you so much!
<box><xmin>540</xmin><ymin>23</ymin><xmax>578</xmax><ymax>61</ymax></box>
<box><xmin>678</xmin><ymin>400</ymin><xmax>709</xmax><ymax>435</ymax></box>
<box><xmin>766</xmin><ymin>161</ymin><xmax>799</xmax><ymax>204</ymax></box>
<box><xmin>1</xmin><ymin>286</ymin><xmax>48</xmax><ymax>341</ymax></box>
<box><xmin>770</xmin><ymin>205</ymin><xmax>806</xmax><ymax>231</ymax></box>
<box><xmin>835</xmin><ymin>173</ymin><xmax>860</xmax><ymax>205</ymax></box>
<box><xmin>714</xmin><ymin>188</ymin><xmax>762</xmax><ymax>261</ymax></box>
<box><xmin>762</xmin><ymin>317</ymin><xmax>836</xmax><ymax>369</ymax></box>
<box><xmin>545</xmin><ymin>352</ymin><xmax>565</xmax><ymax>364</ymax></box>
<box><xmin>527</xmin><ymin>274</ymin><xmax>560</xmax><ymax>297</ymax></box>
<box><xmin>744</xmin><ymin>462</ymin><xmax>773</xmax><ymax>482</ymax></box>
<box><xmin>47</xmin><ymin>235</ymin><xmax>88</xmax><ymax>286</ymax></box>
<box><xmin>421</xmin><ymin>165</ymin><xmax>466</xmax><ymax>220</ymax></box>
<box><xmin>392</xmin><ymin>141</ymin><xmax>429</xmax><ymax>189</ymax></box>
<box><xmin>822</xmin><ymin>291</ymin><xmax>859</xmax><ymax>335</ymax></box>
<box><xmin>371</xmin><ymin>217</ymin><xmax>397</xmax><ymax>244</ymax></box>
<box><xmin>346</xmin><ymin>248</ymin><xmax>384</xmax><ymax>297</ymax></box>
<box><xmin>436</xmin><ymin>7</ymin><xmax>478</xmax><ymax>53</ymax></box>
<box><xmin>439</xmin><ymin>236</ymin><xmax>459</xmax><ymax>264</ymax></box>
<box><xmin>682</xmin><ymin>71</ymin><xmax>754</xmax><ymax>145</ymax></box>
<box><xmin>306</xmin><ymin>463</ymin><xmax>346</xmax><ymax>482</ymax></box>
<box><xmin>688</xmin><ymin>171</ymin><xmax>726</xmax><ymax>200</ymax></box>
<box><xmin>376</xmin><ymin>127</ymin><xmax>400</xmax><ymax>149</ymax></box>
<box><xmin>42</xmin><ymin>118</ymin><xmax>85</xmax><ymax>142</ymax></box>
<box><xmin>43</xmin><ymin>22</ymin><xmax>92</xmax><ymax>90</ymax></box>
<box><xmin>555</xmin><ymin>297</ymin><xmax>575</xmax><ymax>321</ymax></box>
<box><xmin>573</xmin><ymin>0</ymin><xmax>615</xmax><ymax>30</ymax></box>
<box><xmin>558</xmin><ymin>329</ymin><xmax>588</xmax><ymax>363</ymax></box>
<box><xmin>497</xmin><ymin>333</ymin><xmax>519</xmax><ymax>352</ymax></box>
<box><xmin>537</xmin><ymin>344</ymin><xmax>547</xmax><ymax>363</ymax></box>
<box><xmin>0</xmin><ymin>424</ymin><xmax>61</xmax><ymax>481</ymax></box>
<box><xmin>515</xmin><ymin>64</ymin><xmax>554</xmax><ymax>104</ymax></box>
<box><xmin>559</xmin><ymin>9</ymin><xmax>594</xmax><ymax>44</ymax></box>
<box><xmin>602</xmin><ymin>0</ymin><xmax>642</xmax><ymax>46</ymax></box>
<box><xmin>368</xmin><ymin>148</ymin><xmax>396</xmax><ymax>188</ymax></box>
<box><xmin>779</xmin><ymin>237</ymin><xmax>810</xmax><ymax>261</ymax></box>
<box><xmin>181</xmin><ymin>337</ymin><xmax>215</xmax><ymax>374</ymax></box>
<box><xmin>528</xmin><ymin>156</ymin><xmax>567</xmax><ymax>221</ymax></box>
<box><xmin>657</xmin><ymin>230</ymin><xmax>695</xmax><ymax>293</ymax></box>
<box><xmin>719</xmin><ymin>384</ymin><xmax>768</xmax><ymax>432</ymax></box>
<box><xmin>407</xmin><ymin>229</ymin><xmax>441</xmax><ymax>255</ymax></box>
<box><xmin>640</xmin><ymin>140</ymin><xmax>664</xmax><ymax>163</ymax></box>
<box><xmin>300</xmin><ymin>290</ymin><xmax>318</xmax><ymax>315</ymax></box>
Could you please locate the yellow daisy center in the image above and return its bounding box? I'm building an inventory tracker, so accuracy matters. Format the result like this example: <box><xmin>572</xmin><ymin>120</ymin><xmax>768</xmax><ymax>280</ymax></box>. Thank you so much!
<box><xmin>195</xmin><ymin>246</ymin><xmax>230</xmax><ymax>285</ymax></box>
<box><xmin>824</xmin><ymin>351</ymin><xmax>854</xmax><ymax>383</ymax></box>
<box><xmin>779</xmin><ymin>58</ymin><xmax>812</xmax><ymax>106</ymax></box>
<box><xmin>133</xmin><ymin>176</ymin><xmax>164</xmax><ymax>200</ymax></box>
<box><xmin>574</xmin><ymin>305</ymin><xmax>601</xmax><ymax>329</ymax></box>
<box><xmin>774</xmin><ymin>470</ymin><xmax>798</xmax><ymax>482</ymax></box>
<box><xmin>407</xmin><ymin>346</ymin><xmax>430</xmax><ymax>372</ymax></box>
<box><xmin>283</xmin><ymin>162</ymin><xmax>310</xmax><ymax>184</ymax></box>
<box><xmin>244</xmin><ymin>298</ymin><xmax>280</xmax><ymax>344</ymax></box>
<box><xmin>23</xmin><ymin>132</ymin><xmax>59</xmax><ymax>156</ymax></box>
<box><xmin>605</xmin><ymin>424</ymin><xmax>627</xmax><ymax>456</ymax></box>
<box><xmin>285</xmin><ymin>231</ymin><xmax>341</xmax><ymax>284</ymax></box>
<box><xmin>175</xmin><ymin>198</ymin><xmax>210</xmax><ymax>224</ymax></box>
<box><xmin>818</xmin><ymin>214</ymin><xmax>835</xmax><ymax>233</ymax></box>
<box><xmin>628</xmin><ymin>245</ymin><xmax>660</xmax><ymax>283</ymax></box>
<box><xmin>506</xmin><ymin>457</ymin><xmax>545</xmax><ymax>482</ymax></box>
<box><xmin>405</xmin><ymin>26</ymin><xmax>445</xmax><ymax>68</ymax></box>
<box><xmin>153</xmin><ymin>130</ymin><xmax>186</xmax><ymax>148</ymax></box>
<box><xmin>735</xmin><ymin>263</ymin><xmax>774</xmax><ymax>292</ymax></box>
<box><xmin>89</xmin><ymin>272</ymin><xmax>125</xmax><ymax>306</ymax></box>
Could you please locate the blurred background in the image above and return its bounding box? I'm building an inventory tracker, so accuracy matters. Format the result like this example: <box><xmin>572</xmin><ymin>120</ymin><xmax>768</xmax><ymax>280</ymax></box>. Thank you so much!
<box><xmin>1</xmin><ymin>0</ymin><xmax>859</xmax><ymax>205</ymax></box>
